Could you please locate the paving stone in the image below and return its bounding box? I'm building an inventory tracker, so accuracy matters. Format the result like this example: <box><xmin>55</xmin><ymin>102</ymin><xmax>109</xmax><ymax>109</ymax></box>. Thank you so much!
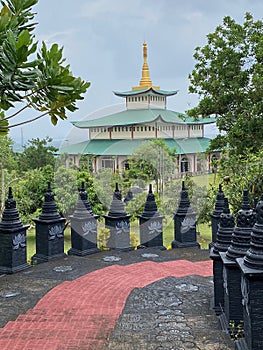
<box><xmin>0</xmin><ymin>248</ymin><xmax>234</xmax><ymax>349</ymax></box>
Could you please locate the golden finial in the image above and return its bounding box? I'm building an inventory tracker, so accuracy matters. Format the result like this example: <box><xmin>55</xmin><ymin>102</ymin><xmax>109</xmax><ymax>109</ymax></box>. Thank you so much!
<box><xmin>132</xmin><ymin>42</ymin><xmax>159</xmax><ymax>90</ymax></box>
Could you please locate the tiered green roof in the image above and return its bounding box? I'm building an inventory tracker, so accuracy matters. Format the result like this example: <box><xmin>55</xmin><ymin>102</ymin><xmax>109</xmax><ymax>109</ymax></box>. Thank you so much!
<box><xmin>71</xmin><ymin>109</ymin><xmax>216</xmax><ymax>129</ymax></box>
<box><xmin>58</xmin><ymin>137</ymin><xmax>211</xmax><ymax>156</ymax></box>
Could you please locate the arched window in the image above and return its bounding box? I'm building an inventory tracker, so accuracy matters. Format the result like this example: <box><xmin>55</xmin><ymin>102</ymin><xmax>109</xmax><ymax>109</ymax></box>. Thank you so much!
<box><xmin>181</xmin><ymin>157</ymin><xmax>189</xmax><ymax>173</ymax></box>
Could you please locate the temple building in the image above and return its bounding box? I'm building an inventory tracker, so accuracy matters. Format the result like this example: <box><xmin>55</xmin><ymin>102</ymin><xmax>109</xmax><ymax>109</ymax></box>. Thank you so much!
<box><xmin>60</xmin><ymin>42</ymin><xmax>219</xmax><ymax>175</ymax></box>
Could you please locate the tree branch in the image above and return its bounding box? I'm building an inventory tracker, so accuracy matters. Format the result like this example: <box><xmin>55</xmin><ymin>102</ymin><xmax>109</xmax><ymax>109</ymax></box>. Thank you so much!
<box><xmin>1</xmin><ymin>110</ymin><xmax>52</xmax><ymax>129</ymax></box>
<box><xmin>4</xmin><ymin>104</ymin><xmax>30</xmax><ymax>120</ymax></box>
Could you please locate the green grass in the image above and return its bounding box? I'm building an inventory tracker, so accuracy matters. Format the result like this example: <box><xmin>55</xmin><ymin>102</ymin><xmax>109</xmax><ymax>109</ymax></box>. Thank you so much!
<box><xmin>191</xmin><ymin>173</ymin><xmax>218</xmax><ymax>187</ymax></box>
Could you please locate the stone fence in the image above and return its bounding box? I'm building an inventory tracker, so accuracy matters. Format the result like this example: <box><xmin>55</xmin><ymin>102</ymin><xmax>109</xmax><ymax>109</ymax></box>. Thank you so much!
<box><xmin>0</xmin><ymin>180</ymin><xmax>199</xmax><ymax>273</ymax></box>
<box><xmin>210</xmin><ymin>186</ymin><xmax>263</xmax><ymax>350</ymax></box>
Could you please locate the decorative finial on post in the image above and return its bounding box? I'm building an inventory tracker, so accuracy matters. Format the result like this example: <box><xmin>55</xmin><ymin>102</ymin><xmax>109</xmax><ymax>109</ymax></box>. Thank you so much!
<box><xmin>226</xmin><ymin>189</ymin><xmax>255</xmax><ymax>261</ymax></box>
<box><xmin>132</xmin><ymin>42</ymin><xmax>159</xmax><ymax>90</ymax></box>
<box><xmin>213</xmin><ymin>197</ymin><xmax>235</xmax><ymax>255</ymax></box>
<box><xmin>243</xmin><ymin>194</ymin><xmax>263</xmax><ymax>269</ymax></box>
<box><xmin>210</xmin><ymin>183</ymin><xmax>225</xmax><ymax>248</ymax></box>
<box><xmin>108</xmin><ymin>183</ymin><xmax>126</xmax><ymax>217</ymax></box>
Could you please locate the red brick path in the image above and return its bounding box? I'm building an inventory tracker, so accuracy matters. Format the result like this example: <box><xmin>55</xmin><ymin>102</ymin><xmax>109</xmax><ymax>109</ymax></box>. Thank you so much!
<box><xmin>0</xmin><ymin>260</ymin><xmax>212</xmax><ymax>349</ymax></box>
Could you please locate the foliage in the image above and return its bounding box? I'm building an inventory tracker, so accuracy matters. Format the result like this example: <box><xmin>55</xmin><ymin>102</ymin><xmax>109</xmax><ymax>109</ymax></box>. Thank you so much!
<box><xmin>54</xmin><ymin>165</ymin><xmax>78</xmax><ymax>218</ymax></box>
<box><xmin>0</xmin><ymin>0</ymin><xmax>90</xmax><ymax>135</ymax></box>
<box><xmin>79</xmin><ymin>154</ymin><xmax>94</xmax><ymax>173</ymax></box>
<box><xmin>17</xmin><ymin>137</ymin><xmax>57</xmax><ymax>170</ymax></box>
<box><xmin>130</xmin><ymin>232</ymin><xmax>139</xmax><ymax>249</ymax></box>
<box><xmin>126</xmin><ymin>139</ymin><xmax>176</xmax><ymax>192</ymax></box>
<box><xmin>12</xmin><ymin>165</ymin><xmax>53</xmax><ymax>223</ymax></box>
<box><xmin>93</xmin><ymin>168</ymin><xmax>123</xmax><ymax>212</ymax></box>
<box><xmin>188</xmin><ymin>13</ymin><xmax>263</xmax><ymax>155</ymax></box>
<box><xmin>160</xmin><ymin>175</ymin><xmax>210</xmax><ymax>225</ymax></box>
<box><xmin>125</xmin><ymin>192</ymin><xmax>147</xmax><ymax>221</ymax></box>
<box><xmin>0</xmin><ymin>135</ymin><xmax>17</xmax><ymax>212</ymax></box>
<box><xmin>216</xmin><ymin>150</ymin><xmax>263</xmax><ymax>213</ymax></box>
<box><xmin>97</xmin><ymin>227</ymin><xmax>110</xmax><ymax>250</ymax></box>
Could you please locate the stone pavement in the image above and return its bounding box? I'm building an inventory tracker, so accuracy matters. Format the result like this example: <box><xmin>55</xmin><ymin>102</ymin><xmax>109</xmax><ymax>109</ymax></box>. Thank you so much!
<box><xmin>0</xmin><ymin>248</ymin><xmax>234</xmax><ymax>349</ymax></box>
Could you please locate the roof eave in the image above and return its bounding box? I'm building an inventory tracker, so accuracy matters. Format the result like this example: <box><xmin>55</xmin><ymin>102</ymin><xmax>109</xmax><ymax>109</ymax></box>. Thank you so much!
<box><xmin>113</xmin><ymin>88</ymin><xmax>179</xmax><ymax>97</ymax></box>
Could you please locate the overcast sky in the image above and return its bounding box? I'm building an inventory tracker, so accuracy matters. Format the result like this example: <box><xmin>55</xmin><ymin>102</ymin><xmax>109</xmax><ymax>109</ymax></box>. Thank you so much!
<box><xmin>9</xmin><ymin>0</ymin><xmax>263</xmax><ymax>146</ymax></box>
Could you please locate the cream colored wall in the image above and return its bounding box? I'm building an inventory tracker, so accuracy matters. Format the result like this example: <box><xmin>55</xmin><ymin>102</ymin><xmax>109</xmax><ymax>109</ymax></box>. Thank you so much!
<box><xmin>90</xmin><ymin>129</ymin><xmax>109</xmax><ymax>139</ymax></box>
<box><xmin>127</xmin><ymin>101</ymin><xmax>149</xmax><ymax>109</ymax></box>
<box><xmin>93</xmin><ymin>152</ymin><xmax>219</xmax><ymax>176</ymax></box>
<box><xmin>189</xmin><ymin>125</ymin><xmax>203</xmax><ymax>138</ymax></box>
<box><xmin>126</xmin><ymin>95</ymin><xmax>166</xmax><ymax>110</ymax></box>
<box><xmin>90</xmin><ymin>124</ymin><xmax>204</xmax><ymax>140</ymax></box>
<box><xmin>173</xmin><ymin>128</ymin><xmax>188</xmax><ymax>139</ymax></box>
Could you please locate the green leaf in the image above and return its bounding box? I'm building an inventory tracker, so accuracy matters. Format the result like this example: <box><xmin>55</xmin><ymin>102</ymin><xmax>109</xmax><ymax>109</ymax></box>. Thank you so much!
<box><xmin>0</xmin><ymin>112</ymin><xmax>8</xmax><ymax>135</ymax></box>
<box><xmin>51</xmin><ymin>114</ymin><xmax>58</xmax><ymax>125</ymax></box>
<box><xmin>17</xmin><ymin>29</ymin><xmax>31</xmax><ymax>48</ymax></box>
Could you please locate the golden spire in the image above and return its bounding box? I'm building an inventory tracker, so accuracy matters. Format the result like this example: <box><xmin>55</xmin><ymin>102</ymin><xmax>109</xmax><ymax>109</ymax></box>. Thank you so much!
<box><xmin>132</xmin><ymin>42</ymin><xmax>160</xmax><ymax>90</ymax></box>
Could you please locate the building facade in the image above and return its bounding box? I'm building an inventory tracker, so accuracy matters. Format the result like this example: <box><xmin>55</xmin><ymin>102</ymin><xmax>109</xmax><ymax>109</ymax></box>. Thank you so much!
<box><xmin>61</xmin><ymin>42</ymin><xmax>219</xmax><ymax>176</ymax></box>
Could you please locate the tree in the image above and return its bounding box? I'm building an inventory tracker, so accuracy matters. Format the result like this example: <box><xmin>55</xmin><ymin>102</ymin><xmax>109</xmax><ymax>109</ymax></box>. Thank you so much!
<box><xmin>216</xmin><ymin>150</ymin><xmax>263</xmax><ymax>213</ymax></box>
<box><xmin>126</xmin><ymin>139</ymin><xmax>176</xmax><ymax>192</ymax></box>
<box><xmin>0</xmin><ymin>135</ymin><xmax>17</xmax><ymax>212</ymax></box>
<box><xmin>17</xmin><ymin>137</ymin><xmax>57</xmax><ymax>170</ymax></box>
<box><xmin>0</xmin><ymin>0</ymin><xmax>90</xmax><ymax>135</ymax></box>
<box><xmin>12</xmin><ymin>164</ymin><xmax>54</xmax><ymax>222</ymax></box>
<box><xmin>188</xmin><ymin>13</ymin><xmax>263</xmax><ymax>155</ymax></box>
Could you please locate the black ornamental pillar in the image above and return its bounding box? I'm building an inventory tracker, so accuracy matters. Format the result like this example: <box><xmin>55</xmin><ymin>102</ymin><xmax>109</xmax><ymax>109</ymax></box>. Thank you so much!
<box><xmin>68</xmin><ymin>182</ymin><xmax>100</xmax><ymax>256</ymax></box>
<box><xmin>138</xmin><ymin>184</ymin><xmax>165</xmax><ymax>249</ymax></box>
<box><xmin>210</xmin><ymin>197</ymin><xmax>235</xmax><ymax>315</ymax></box>
<box><xmin>31</xmin><ymin>182</ymin><xmax>66</xmax><ymax>263</ymax></box>
<box><xmin>172</xmin><ymin>181</ymin><xmax>200</xmax><ymax>248</ymax></box>
<box><xmin>236</xmin><ymin>195</ymin><xmax>263</xmax><ymax>350</ymax></box>
<box><xmin>220</xmin><ymin>190</ymin><xmax>256</xmax><ymax>332</ymax></box>
<box><xmin>104</xmin><ymin>183</ymin><xmax>132</xmax><ymax>251</ymax></box>
<box><xmin>0</xmin><ymin>188</ymin><xmax>30</xmax><ymax>273</ymax></box>
<box><xmin>210</xmin><ymin>184</ymin><xmax>225</xmax><ymax>248</ymax></box>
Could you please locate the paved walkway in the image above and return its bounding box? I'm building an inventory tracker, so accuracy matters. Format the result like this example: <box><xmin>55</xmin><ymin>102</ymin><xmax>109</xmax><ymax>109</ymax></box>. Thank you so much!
<box><xmin>0</xmin><ymin>257</ymin><xmax>233</xmax><ymax>349</ymax></box>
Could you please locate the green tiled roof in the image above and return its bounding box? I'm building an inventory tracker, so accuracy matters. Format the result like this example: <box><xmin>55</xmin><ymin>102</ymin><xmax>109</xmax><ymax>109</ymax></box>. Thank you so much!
<box><xmin>71</xmin><ymin>109</ymin><xmax>216</xmax><ymax>128</ymax></box>
<box><xmin>164</xmin><ymin>137</ymin><xmax>211</xmax><ymax>154</ymax></box>
<box><xmin>58</xmin><ymin>137</ymin><xmax>212</xmax><ymax>156</ymax></box>
<box><xmin>58</xmin><ymin>140</ymin><xmax>89</xmax><ymax>154</ymax></box>
<box><xmin>113</xmin><ymin>88</ymin><xmax>178</xmax><ymax>97</ymax></box>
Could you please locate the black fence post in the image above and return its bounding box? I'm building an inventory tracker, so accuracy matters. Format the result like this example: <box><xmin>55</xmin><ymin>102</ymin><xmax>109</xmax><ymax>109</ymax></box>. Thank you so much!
<box><xmin>210</xmin><ymin>197</ymin><xmax>235</xmax><ymax>316</ymax></box>
<box><xmin>236</xmin><ymin>195</ymin><xmax>263</xmax><ymax>350</ymax></box>
<box><xmin>32</xmin><ymin>182</ymin><xmax>66</xmax><ymax>264</ymax></box>
<box><xmin>0</xmin><ymin>187</ymin><xmax>30</xmax><ymax>273</ymax></box>
<box><xmin>138</xmin><ymin>184</ymin><xmax>165</xmax><ymax>249</ymax></box>
<box><xmin>68</xmin><ymin>182</ymin><xmax>100</xmax><ymax>256</ymax></box>
<box><xmin>104</xmin><ymin>183</ymin><xmax>132</xmax><ymax>251</ymax></box>
<box><xmin>220</xmin><ymin>190</ymin><xmax>256</xmax><ymax>333</ymax></box>
<box><xmin>172</xmin><ymin>181</ymin><xmax>200</xmax><ymax>249</ymax></box>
